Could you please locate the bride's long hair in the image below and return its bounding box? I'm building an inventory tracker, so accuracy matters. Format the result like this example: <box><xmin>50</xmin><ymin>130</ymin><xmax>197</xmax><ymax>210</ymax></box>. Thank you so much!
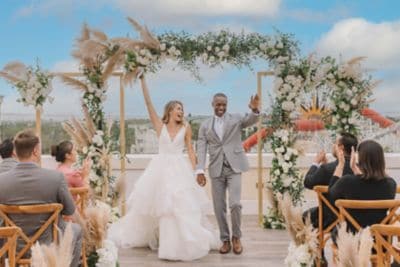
<box><xmin>162</xmin><ymin>100</ymin><xmax>184</xmax><ymax>124</ymax></box>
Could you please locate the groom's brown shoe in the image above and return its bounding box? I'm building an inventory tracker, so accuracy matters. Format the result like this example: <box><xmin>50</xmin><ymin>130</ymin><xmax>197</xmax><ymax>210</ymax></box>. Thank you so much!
<box><xmin>232</xmin><ymin>237</ymin><xmax>243</xmax><ymax>255</ymax></box>
<box><xmin>219</xmin><ymin>241</ymin><xmax>231</xmax><ymax>254</ymax></box>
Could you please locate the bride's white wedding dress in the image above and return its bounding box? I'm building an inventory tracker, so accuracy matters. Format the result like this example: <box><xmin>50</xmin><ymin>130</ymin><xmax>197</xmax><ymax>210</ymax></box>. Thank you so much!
<box><xmin>108</xmin><ymin>124</ymin><xmax>219</xmax><ymax>261</ymax></box>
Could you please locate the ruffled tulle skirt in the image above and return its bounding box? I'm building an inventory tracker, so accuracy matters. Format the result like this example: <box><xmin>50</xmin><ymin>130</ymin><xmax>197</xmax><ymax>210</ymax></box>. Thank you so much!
<box><xmin>107</xmin><ymin>153</ymin><xmax>219</xmax><ymax>261</ymax></box>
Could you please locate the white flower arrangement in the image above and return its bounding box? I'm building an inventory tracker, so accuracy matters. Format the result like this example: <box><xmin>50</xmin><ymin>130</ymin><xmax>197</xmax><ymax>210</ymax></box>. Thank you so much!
<box><xmin>285</xmin><ymin>242</ymin><xmax>314</xmax><ymax>267</ymax></box>
<box><xmin>96</xmin><ymin>240</ymin><xmax>119</xmax><ymax>267</ymax></box>
<box><xmin>0</xmin><ymin>62</ymin><xmax>53</xmax><ymax>109</ymax></box>
<box><xmin>122</xmin><ymin>28</ymin><xmax>297</xmax><ymax>82</ymax></box>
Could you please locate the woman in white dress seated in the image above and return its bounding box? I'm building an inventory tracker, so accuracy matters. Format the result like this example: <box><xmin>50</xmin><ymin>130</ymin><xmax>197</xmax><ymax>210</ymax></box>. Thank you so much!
<box><xmin>108</xmin><ymin>75</ymin><xmax>219</xmax><ymax>261</ymax></box>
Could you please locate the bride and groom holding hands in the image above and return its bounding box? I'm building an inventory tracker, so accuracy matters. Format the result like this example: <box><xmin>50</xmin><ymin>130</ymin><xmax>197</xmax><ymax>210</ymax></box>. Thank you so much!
<box><xmin>108</xmin><ymin>75</ymin><xmax>260</xmax><ymax>261</ymax></box>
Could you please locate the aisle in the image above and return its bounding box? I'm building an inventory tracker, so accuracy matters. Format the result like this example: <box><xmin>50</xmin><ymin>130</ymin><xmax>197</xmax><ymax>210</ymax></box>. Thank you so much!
<box><xmin>117</xmin><ymin>215</ymin><xmax>291</xmax><ymax>267</ymax></box>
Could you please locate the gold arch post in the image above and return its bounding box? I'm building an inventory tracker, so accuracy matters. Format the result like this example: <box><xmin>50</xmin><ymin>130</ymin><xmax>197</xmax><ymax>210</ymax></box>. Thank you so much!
<box><xmin>256</xmin><ymin>71</ymin><xmax>274</xmax><ymax>226</ymax></box>
<box><xmin>40</xmin><ymin>72</ymin><xmax>127</xmax><ymax>214</ymax></box>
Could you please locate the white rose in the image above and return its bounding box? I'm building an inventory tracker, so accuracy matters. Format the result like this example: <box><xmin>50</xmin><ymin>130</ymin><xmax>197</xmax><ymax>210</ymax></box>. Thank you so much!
<box><xmin>327</xmin><ymin>73</ymin><xmax>335</xmax><ymax>80</ymax></box>
<box><xmin>168</xmin><ymin>46</ymin><xmax>176</xmax><ymax>54</ymax></box>
<box><xmin>209</xmin><ymin>56</ymin><xmax>215</xmax><ymax>62</ymax></box>
<box><xmin>222</xmin><ymin>44</ymin><xmax>230</xmax><ymax>52</ymax></box>
<box><xmin>207</xmin><ymin>45</ymin><xmax>212</xmax><ymax>51</ymax></box>
<box><xmin>259</xmin><ymin>43</ymin><xmax>267</xmax><ymax>51</ymax></box>
<box><xmin>273</xmin><ymin>77</ymin><xmax>283</xmax><ymax>91</ymax></box>
<box><xmin>346</xmin><ymin>89</ymin><xmax>353</xmax><ymax>97</ymax></box>
<box><xmin>201</xmin><ymin>53</ymin><xmax>208</xmax><ymax>61</ymax></box>
<box><xmin>341</xmin><ymin>118</ymin><xmax>347</xmax><ymax>123</ymax></box>
<box><xmin>351</xmin><ymin>98</ymin><xmax>358</xmax><ymax>106</ymax></box>
<box><xmin>139</xmin><ymin>49</ymin><xmax>146</xmax><ymax>56</ymax></box>
<box><xmin>174</xmin><ymin>50</ymin><xmax>181</xmax><ymax>57</ymax></box>
<box><xmin>217</xmin><ymin>51</ymin><xmax>225</xmax><ymax>58</ymax></box>
<box><xmin>287</xmin><ymin>92</ymin><xmax>296</xmax><ymax>100</ymax></box>
<box><xmin>159</xmin><ymin>43</ymin><xmax>166</xmax><ymax>51</ymax></box>
<box><xmin>343</xmin><ymin>104</ymin><xmax>350</xmax><ymax>112</ymax></box>
<box><xmin>274</xmin><ymin>169</ymin><xmax>281</xmax><ymax>176</ymax></box>
<box><xmin>282</xmin><ymin>101</ymin><xmax>295</xmax><ymax>111</ymax></box>
<box><xmin>282</xmin><ymin>83</ymin><xmax>292</xmax><ymax>93</ymax></box>
<box><xmin>215</xmin><ymin>46</ymin><xmax>220</xmax><ymax>52</ymax></box>
<box><xmin>282</xmin><ymin>175</ymin><xmax>292</xmax><ymax>187</ymax></box>
<box><xmin>331</xmin><ymin>116</ymin><xmax>337</xmax><ymax>125</ymax></box>
<box><xmin>270</xmin><ymin>49</ymin><xmax>278</xmax><ymax>56</ymax></box>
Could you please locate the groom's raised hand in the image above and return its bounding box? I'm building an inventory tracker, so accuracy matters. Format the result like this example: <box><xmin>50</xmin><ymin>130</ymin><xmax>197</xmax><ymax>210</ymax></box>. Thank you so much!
<box><xmin>248</xmin><ymin>94</ymin><xmax>260</xmax><ymax>113</ymax></box>
<box><xmin>196</xmin><ymin>174</ymin><xmax>207</xmax><ymax>187</ymax></box>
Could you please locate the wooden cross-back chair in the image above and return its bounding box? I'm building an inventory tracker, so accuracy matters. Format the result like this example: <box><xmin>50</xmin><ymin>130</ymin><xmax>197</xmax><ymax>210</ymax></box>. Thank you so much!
<box><xmin>371</xmin><ymin>224</ymin><xmax>400</xmax><ymax>267</ymax></box>
<box><xmin>68</xmin><ymin>187</ymin><xmax>90</xmax><ymax>267</ymax></box>
<box><xmin>334</xmin><ymin>199</ymin><xmax>400</xmax><ymax>263</ymax></box>
<box><xmin>0</xmin><ymin>203</ymin><xmax>63</xmax><ymax>266</ymax></box>
<box><xmin>0</xmin><ymin>226</ymin><xmax>21</xmax><ymax>267</ymax></box>
<box><xmin>69</xmin><ymin>187</ymin><xmax>89</xmax><ymax>217</ymax></box>
<box><xmin>313</xmin><ymin>185</ymin><xmax>340</xmax><ymax>267</ymax></box>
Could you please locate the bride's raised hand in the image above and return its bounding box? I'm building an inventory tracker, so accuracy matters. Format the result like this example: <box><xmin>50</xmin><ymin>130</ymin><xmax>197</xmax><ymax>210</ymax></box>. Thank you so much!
<box><xmin>139</xmin><ymin>74</ymin><xmax>163</xmax><ymax>134</ymax></box>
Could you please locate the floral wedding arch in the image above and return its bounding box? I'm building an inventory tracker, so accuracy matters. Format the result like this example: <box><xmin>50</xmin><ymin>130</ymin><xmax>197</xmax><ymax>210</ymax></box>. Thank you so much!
<box><xmin>0</xmin><ymin>18</ymin><xmax>375</xmax><ymax>228</ymax></box>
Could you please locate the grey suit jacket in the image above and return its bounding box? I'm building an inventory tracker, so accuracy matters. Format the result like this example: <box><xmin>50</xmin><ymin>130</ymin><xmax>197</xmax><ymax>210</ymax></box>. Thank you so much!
<box><xmin>0</xmin><ymin>162</ymin><xmax>75</xmax><ymax>250</ymax></box>
<box><xmin>196</xmin><ymin>112</ymin><xmax>258</xmax><ymax>178</ymax></box>
<box><xmin>0</xmin><ymin>158</ymin><xmax>18</xmax><ymax>174</ymax></box>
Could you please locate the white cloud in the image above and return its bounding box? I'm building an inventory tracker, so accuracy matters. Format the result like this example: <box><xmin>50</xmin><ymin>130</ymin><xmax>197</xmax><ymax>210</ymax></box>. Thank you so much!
<box><xmin>369</xmin><ymin>76</ymin><xmax>400</xmax><ymax>116</ymax></box>
<box><xmin>114</xmin><ymin>0</ymin><xmax>281</xmax><ymax>17</ymax></box>
<box><xmin>285</xmin><ymin>6</ymin><xmax>350</xmax><ymax>23</ymax></box>
<box><xmin>13</xmin><ymin>0</ymin><xmax>281</xmax><ymax>27</ymax></box>
<box><xmin>316</xmin><ymin>18</ymin><xmax>400</xmax><ymax>70</ymax></box>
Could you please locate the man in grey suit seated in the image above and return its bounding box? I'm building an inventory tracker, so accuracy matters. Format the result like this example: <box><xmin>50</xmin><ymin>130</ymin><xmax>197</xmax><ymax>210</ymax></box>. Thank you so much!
<box><xmin>0</xmin><ymin>129</ymin><xmax>82</xmax><ymax>267</ymax></box>
<box><xmin>0</xmin><ymin>138</ymin><xmax>18</xmax><ymax>173</ymax></box>
<box><xmin>196</xmin><ymin>93</ymin><xmax>260</xmax><ymax>255</ymax></box>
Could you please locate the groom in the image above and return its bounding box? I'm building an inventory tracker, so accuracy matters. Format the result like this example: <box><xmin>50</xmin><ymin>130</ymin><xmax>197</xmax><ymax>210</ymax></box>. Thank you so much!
<box><xmin>196</xmin><ymin>92</ymin><xmax>260</xmax><ymax>254</ymax></box>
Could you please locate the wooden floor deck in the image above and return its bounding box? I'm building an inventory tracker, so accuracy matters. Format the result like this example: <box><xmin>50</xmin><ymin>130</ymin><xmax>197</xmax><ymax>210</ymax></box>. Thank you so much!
<box><xmin>118</xmin><ymin>215</ymin><xmax>291</xmax><ymax>267</ymax></box>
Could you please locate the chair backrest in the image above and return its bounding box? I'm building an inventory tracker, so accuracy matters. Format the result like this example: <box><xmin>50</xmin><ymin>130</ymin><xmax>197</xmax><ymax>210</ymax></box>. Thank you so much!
<box><xmin>0</xmin><ymin>226</ymin><xmax>21</xmax><ymax>267</ymax></box>
<box><xmin>396</xmin><ymin>186</ymin><xmax>400</xmax><ymax>194</ymax></box>
<box><xmin>313</xmin><ymin>186</ymin><xmax>340</xmax><ymax>245</ymax></box>
<box><xmin>0</xmin><ymin>203</ymin><xmax>63</xmax><ymax>264</ymax></box>
<box><xmin>69</xmin><ymin>187</ymin><xmax>89</xmax><ymax>216</ymax></box>
<box><xmin>335</xmin><ymin>199</ymin><xmax>400</xmax><ymax>231</ymax></box>
<box><xmin>371</xmin><ymin>224</ymin><xmax>400</xmax><ymax>267</ymax></box>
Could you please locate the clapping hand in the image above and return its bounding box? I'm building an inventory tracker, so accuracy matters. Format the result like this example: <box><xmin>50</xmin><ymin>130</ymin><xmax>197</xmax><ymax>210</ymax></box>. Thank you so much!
<box><xmin>82</xmin><ymin>157</ymin><xmax>91</xmax><ymax>178</ymax></box>
<box><xmin>333</xmin><ymin>144</ymin><xmax>345</xmax><ymax>178</ymax></box>
<box><xmin>314</xmin><ymin>150</ymin><xmax>327</xmax><ymax>165</ymax></box>
<box><xmin>350</xmin><ymin>146</ymin><xmax>362</xmax><ymax>175</ymax></box>
<box><xmin>248</xmin><ymin>94</ymin><xmax>260</xmax><ymax>112</ymax></box>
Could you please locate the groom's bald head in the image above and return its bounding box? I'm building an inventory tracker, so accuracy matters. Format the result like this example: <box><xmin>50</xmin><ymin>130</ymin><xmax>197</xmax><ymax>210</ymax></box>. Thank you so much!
<box><xmin>212</xmin><ymin>93</ymin><xmax>228</xmax><ymax>117</ymax></box>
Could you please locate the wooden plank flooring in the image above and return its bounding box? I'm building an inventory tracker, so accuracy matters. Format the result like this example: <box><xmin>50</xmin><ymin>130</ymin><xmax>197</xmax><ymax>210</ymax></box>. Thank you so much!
<box><xmin>118</xmin><ymin>215</ymin><xmax>291</xmax><ymax>267</ymax></box>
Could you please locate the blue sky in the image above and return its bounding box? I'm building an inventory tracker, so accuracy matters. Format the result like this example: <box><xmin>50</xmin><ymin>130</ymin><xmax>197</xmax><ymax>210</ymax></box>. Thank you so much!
<box><xmin>1</xmin><ymin>0</ymin><xmax>400</xmax><ymax>119</ymax></box>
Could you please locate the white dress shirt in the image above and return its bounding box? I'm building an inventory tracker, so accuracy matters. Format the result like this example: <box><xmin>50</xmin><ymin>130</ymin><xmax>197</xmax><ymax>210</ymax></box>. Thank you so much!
<box><xmin>214</xmin><ymin>115</ymin><xmax>225</xmax><ymax>140</ymax></box>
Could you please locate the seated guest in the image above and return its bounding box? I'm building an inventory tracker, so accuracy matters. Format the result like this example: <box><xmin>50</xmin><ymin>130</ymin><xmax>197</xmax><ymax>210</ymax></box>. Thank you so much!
<box><xmin>51</xmin><ymin>140</ymin><xmax>90</xmax><ymax>188</ymax></box>
<box><xmin>0</xmin><ymin>138</ymin><xmax>18</xmax><ymax>173</ymax></box>
<box><xmin>329</xmin><ymin>140</ymin><xmax>396</xmax><ymax>239</ymax></box>
<box><xmin>303</xmin><ymin>132</ymin><xmax>358</xmax><ymax>228</ymax></box>
<box><xmin>0</xmin><ymin>130</ymin><xmax>82</xmax><ymax>267</ymax></box>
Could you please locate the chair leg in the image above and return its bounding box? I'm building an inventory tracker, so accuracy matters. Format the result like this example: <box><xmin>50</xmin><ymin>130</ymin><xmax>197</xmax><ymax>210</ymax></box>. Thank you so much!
<box><xmin>81</xmin><ymin>240</ymin><xmax>87</xmax><ymax>267</ymax></box>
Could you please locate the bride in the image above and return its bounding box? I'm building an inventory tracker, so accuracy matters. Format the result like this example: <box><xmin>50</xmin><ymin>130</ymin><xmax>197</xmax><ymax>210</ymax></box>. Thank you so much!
<box><xmin>108</xmin><ymin>75</ymin><xmax>219</xmax><ymax>261</ymax></box>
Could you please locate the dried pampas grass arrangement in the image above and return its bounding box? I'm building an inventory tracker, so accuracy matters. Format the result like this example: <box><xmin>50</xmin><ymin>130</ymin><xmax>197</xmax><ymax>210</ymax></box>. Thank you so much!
<box><xmin>84</xmin><ymin>201</ymin><xmax>111</xmax><ymax>253</ymax></box>
<box><xmin>31</xmin><ymin>223</ymin><xmax>74</xmax><ymax>267</ymax></box>
<box><xmin>278</xmin><ymin>193</ymin><xmax>319</xmax><ymax>262</ymax></box>
<box><xmin>336</xmin><ymin>222</ymin><xmax>373</xmax><ymax>267</ymax></box>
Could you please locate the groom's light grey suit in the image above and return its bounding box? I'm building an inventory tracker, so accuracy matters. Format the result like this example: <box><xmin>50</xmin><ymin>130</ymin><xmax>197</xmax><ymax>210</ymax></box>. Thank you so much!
<box><xmin>196</xmin><ymin>112</ymin><xmax>258</xmax><ymax>242</ymax></box>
